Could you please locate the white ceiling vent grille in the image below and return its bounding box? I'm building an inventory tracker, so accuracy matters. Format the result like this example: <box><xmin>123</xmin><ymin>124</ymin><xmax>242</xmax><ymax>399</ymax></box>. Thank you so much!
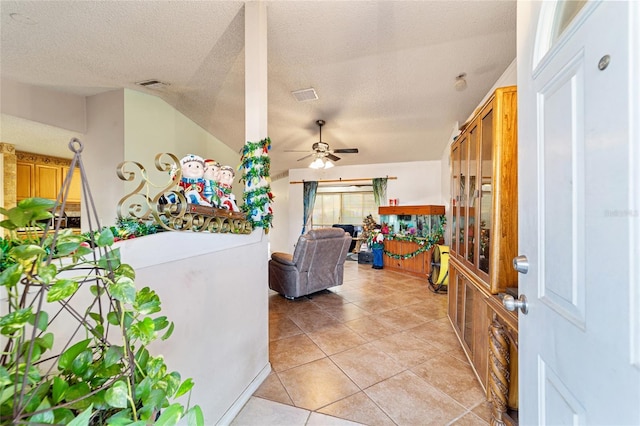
<box><xmin>135</xmin><ymin>79</ymin><xmax>170</xmax><ymax>90</ymax></box>
<box><xmin>291</xmin><ymin>88</ymin><xmax>318</xmax><ymax>102</ymax></box>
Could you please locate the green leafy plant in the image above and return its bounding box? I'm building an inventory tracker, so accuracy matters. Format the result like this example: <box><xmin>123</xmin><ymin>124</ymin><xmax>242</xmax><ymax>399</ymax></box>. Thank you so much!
<box><xmin>0</xmin><ymin>198</ymin><xmax>203</xmax><ymax>425</ymax></box>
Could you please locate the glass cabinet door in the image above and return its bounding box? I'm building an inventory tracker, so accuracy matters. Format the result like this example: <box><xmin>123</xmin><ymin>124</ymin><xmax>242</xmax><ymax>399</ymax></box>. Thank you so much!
<box><xmin>479</xmin><ymin>107</ymin><xmax>494</xmax><ymax>276</ymax></box>
<box><xmin>466</xmin><ymin>123</ymin><xmax>479</xmax><ymax>266</ymax></box>
<box><xmin>451</xmin><ymin>142</ymin><xmax>460</xmax><ymax>256</ymax></box>
<box><xmin>458</xmin><ymin>135</ymin><xmax>468</xmax><ymax>261</ymax></box>
<box><xmin>455</xmin><ymin>273</ymin><xmax>465</xmax><ymax>333</ymax></box>
<box><xmin>463</xmin><ymin>281</ymin><xmax>475</xmax><ymax>350</ymax></box>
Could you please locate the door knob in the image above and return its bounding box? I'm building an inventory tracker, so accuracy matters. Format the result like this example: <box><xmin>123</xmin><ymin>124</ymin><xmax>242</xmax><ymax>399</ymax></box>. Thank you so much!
<box><xmin>503</xmin><ymin>294</ymin><xmax>528</xmax><ymax>315</ymax></box>
<box><xmin>513</xmin><ymin>255</ymin><xmax>529</xmax><ymax>274</ymax></box>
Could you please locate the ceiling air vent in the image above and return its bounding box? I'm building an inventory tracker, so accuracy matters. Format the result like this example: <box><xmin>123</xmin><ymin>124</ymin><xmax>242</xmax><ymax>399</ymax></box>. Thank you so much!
<box><xmin>291</xmin><ymin>88</ymin><xmax>318</xmax><ymax>102</ymax></box>
<box><xmin>135</xmin><ymin>79</ymin><xmax>170</xmax><ymax>90</ymax></box>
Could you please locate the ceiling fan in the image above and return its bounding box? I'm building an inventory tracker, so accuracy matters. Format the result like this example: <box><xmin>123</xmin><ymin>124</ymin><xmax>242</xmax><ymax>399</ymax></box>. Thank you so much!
<box><xmin>293</xmin><ymin>120</ymin><xmax>359</xmax><ymax>163</ymax></box>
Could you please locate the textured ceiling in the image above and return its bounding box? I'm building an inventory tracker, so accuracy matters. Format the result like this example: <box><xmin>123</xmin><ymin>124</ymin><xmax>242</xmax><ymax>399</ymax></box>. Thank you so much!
<box><xmin>0</xmin><ymin>1</ymin><xmax>516</xmax><ymax>176</ymax></box>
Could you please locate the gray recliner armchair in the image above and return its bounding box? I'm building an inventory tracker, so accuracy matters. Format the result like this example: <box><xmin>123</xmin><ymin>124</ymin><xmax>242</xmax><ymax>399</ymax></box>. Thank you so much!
<box><xmin>269</xmin><ymin>228</ymin><xmax>352</xmax><ymax>299</ymax></box>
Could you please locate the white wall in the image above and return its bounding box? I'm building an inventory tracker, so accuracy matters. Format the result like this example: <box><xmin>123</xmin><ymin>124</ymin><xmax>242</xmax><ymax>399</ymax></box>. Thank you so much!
<box><xmin>269</xmin><ymin>160</ymin><xmax>443</xmax><ymax>254</ymax></box>
<box><xmin>29</xmin><ymin>231</ymin><xmax>270</xmax><ymax>426</ymax></box>
<box><xmin>120</xmin><ymin>231</ymin><xmax>270</xmax><ymax>425</ymax></box>
<box><xmin>268</xmin><ymin>175</ymin><xmax>290</xmax><ymax>254</ymax></box>
<box><xmin>84</xmin><ymin>90</ymin><xmax>126</xmax><ymax>228</ymax></box>
<box><xmin>123</xmin><ymin>90</ymin><xmax>241</xmax><ymax>201</ymax></box>
<box><xmin>0</xmin><ymin>78</ymin><xmax>86</xmax><ymax>133</ymax></box>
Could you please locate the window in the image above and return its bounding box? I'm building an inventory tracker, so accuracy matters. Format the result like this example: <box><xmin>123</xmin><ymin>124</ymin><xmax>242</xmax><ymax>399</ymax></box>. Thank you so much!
<box><xmin>312</xmin><ymin>186</ymin><xmax>379</xmax><ymax>228</ymax></box>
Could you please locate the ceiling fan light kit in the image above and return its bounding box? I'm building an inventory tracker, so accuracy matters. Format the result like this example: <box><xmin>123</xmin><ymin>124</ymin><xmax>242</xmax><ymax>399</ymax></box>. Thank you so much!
<box><xmin>309</xmin><ymin>156</ymin><xmax>334</xmax><ymax>169</ymax></box>
<box><xmin>300</xmin><ymin>119</ymin><xmax>359</xmax><ymax>169</ymax></box>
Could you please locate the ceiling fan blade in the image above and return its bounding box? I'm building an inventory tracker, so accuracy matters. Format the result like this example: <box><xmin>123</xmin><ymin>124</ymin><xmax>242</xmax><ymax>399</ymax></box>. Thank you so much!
<box><xmin>333</xmin><ymin>148</ymin><xmax>359</xmax><ymax>154</ymax></box>
<box><xmin>326</xmin><ymin>153</ymin><xmax>341</xmax><ymax>162</ymax></box>
<box><xmin>297</xmin><ymin>153</ymin><xmax>314</xmax><ymax>161</ymax></box>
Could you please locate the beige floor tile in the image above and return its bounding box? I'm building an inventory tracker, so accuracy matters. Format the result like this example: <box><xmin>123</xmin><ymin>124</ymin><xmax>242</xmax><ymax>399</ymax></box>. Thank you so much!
<box><xmin>376</xmin><ymin>307</ymin><xmax>429</xmax><ymax>330</ymax></box>
<box><xmin>306</xmin><ymin>411</ymin><xmax>365</xmax><ymax>425</ymax></box>
<box><xmin>252</xmin><ymin>372</ymin><xmax>293</xmax><ymax>406</ymax></box>
<box><xmin>287</xmin><ymin>308</ymin><xmax>343</xmax><ymax>333</ymax></box>
<box><xmin>318</xmin><ymin>391</ymin><xmax>396</xmax><ymax>426</ymax></box>
<box><xmin>381</xmin><ymin>290</ymin><xmax>430</xmax><ymax>307</ymax></box>
<box><xmin>278</xmin><ymin>357</ymin><xmax>360</xmax><ymax>411</ymax></box>
<box><xmin>371</xmin><ymin>330</ymin><xmax>442</xmax><ymax>368</ymax></box>
<box><xmin>365</xmin><ymin>370</ymin><xmax>467</xmax><ymax>425</ymax></box>
<box><xmin>344</xmin><ymin>315</ymin><xmax>401</xmax><ymax>341</ymax></box>
<box><xmin>352</xmin><ymin>296</ymin><xmax>399</xmax><ymax>314</ymax></box>
<box><xmin>409</xmin><ymin>321</ymin><xmax>461</xmax><ymax>352</ymax></box>
<box><xmin>470</xmin><ymin>400</ymin><xmax>493</xmax><ymax>423</ymax></box>
<box><xmin>330</xmin><ymin>342</ymin><xmax>405</xmax><ymax>389</ymax></box>
<box><xmin>282</xmin><ymin>298</ymin><xmax>325</xmax><ymax>315</ymax></box>
<box><xmin>407</xmin><ymin>299</ymin><xmax>449</xmax><ymax>321</ymax></box>
<box><xmin>307</xmin><ymin>324</ymin><xmax>368</xmax><ymax>356</ymax></box>
<box><xmin>269</xmin><ymin>313</ymin><xmax>304</xmax><ymax>341</ymax></box>
<box><xmin>411</xmin><ymin>354</ymin><xmax>486</xmax><ymax>409</ymax></box>
<box><xmin>323</xmin><ymin>303</ymin><xmax>371</xmax><ymax>323</ymax></box>
<box><xmin>309</xmin><ymin>290</ymin><xmax>349</xmax><ymax>309</ymax></box>
<box><xmin>269</xmin><ymin>334</ymin><xmax>326</xmax><ymax>372</ymax></box>
<box><xmin>448</xmin><ymin>411</ymin><xmax>490</xmax><ymax>425</ymax></box>
<box><xmin>230</xmin><ymin>396</ymin><xmax>309</xmax><ymax>426</ymax></box>
<box><xmin>336</xmin><ymin>288</ymin><xmax>376</xmax><ymax>304</ymax></box>
<box><xmin>268</xmin><ymin>294</ymin><xmax>292</xmax><ymax>315</ymax></box>
<box><xmin>446</xmin><ymin>344</ymin><xmax>471</xmax><ymax>365</ymax></box>
<box><xmin>243</xmin><ymin>264</ymin><xmax>491</xmax><ymax>426</ymax></box>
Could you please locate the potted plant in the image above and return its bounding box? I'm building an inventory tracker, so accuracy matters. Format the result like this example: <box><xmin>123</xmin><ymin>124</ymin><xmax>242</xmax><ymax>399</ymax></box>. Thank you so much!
<box><xmin>0</xmin><ymin>198</ymin><xmax>203</xmax><ymax>425</ymax></box>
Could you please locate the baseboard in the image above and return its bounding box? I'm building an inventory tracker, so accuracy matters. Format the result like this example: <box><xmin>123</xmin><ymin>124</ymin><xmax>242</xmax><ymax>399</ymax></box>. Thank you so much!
<box><xmin>216</xmin><ymin>362</ymin><xmax>272</xmax><ymax>426</ymax></box>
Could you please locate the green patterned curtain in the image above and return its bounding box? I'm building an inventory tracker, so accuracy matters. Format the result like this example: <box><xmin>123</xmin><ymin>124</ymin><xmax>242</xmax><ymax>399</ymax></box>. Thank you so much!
<box><xmin>372</xmin><ymin>178</ymin><xmax>388</xmax><ymax>206</ymax></box>
<box><xmin>302</xmin><ymin>181</ymin><xmax>318</xmax><ymax>234</ymax></box>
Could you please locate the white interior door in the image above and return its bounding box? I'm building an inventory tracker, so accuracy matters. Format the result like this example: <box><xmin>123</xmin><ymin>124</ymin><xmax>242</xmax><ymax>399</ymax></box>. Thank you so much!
<box><xmin>517</xmin><ymin>1</ymin><xmax>640</xmax><ymax>424</ymax></box>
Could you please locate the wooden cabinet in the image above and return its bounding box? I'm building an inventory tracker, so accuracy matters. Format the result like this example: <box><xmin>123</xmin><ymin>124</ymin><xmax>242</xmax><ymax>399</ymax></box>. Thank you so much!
<box><xmin>448</xmin><ymin>86</ymin><xmax>519</xmax><ymax>425</ymax></box>
<box><xmin>378</xmin><ymin>205</ymin><xmax>445</xmax><ymax>278</ymax></box>
<box><xmin>16</xmin><ymin>152</ymin><xmax>82</xmax><ymax>205</ymax></box>
<box><xmin>16</xmin><ymin>162</ymin><xmax>34</xmax><ymax>201</ymax></box>
<box><xmin>35</xmin><ymin>164</ymin><xmax>62</xmax><ymax>201</ymax></box>
<box><xmin>450</xmin><ymin>86</ymin><xmax>518</xmax><ymax>295</ymax></box>
<box><xmin>61</xmin><ymin>166</ymin><xmax>82</xmax><ymax>203</ymax></box>
<box><xmin>382</xmin><ymin>238</ymin><xmax>434</xmax><ymax>277</ymax></box>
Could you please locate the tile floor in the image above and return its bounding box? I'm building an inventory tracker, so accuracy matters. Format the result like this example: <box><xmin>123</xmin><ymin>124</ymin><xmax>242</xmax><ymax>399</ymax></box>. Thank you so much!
<box><xmin>231</xmin><ymin>261</ymin><xmax>491</xmax><ymax>426</ymax></box>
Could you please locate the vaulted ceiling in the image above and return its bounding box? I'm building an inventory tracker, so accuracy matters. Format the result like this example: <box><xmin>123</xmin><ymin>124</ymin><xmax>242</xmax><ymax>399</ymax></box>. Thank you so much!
<box><xmin>0</xmin><ymin>1</ymin><xmax>516</xmax><ymax>176</ymax></box>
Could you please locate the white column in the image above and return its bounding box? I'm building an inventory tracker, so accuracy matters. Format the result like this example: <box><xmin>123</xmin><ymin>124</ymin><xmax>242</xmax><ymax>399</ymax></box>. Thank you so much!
<box><xmin>245</xmin><ymin>1</ymin><xmax>268</xmax><ymax>142</ymax></box>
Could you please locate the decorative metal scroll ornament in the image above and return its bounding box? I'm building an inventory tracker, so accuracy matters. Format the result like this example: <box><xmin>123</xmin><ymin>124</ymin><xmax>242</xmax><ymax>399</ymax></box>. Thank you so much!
<box><xmin>116</xmin><ymin>153</ymin><xmax>252</xmax><ymax>234</ymax></box>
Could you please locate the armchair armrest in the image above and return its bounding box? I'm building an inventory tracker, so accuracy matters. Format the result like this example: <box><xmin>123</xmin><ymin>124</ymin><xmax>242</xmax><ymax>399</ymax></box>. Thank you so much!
<box><xmin>271</xmin><ymin>252</ymin><xmax>295</xmax><ymax>266</ymax></box>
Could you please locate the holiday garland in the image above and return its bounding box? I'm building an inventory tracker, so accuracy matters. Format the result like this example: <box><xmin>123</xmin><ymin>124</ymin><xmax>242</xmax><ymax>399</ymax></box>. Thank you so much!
<box><xmin>239</xmin><ymin>137</ymin><xmax>274</xmax><ymax>230</ymax></box>
<box><xmin>382</xmin><ymin>232</ymin><xmax>444</xmax><ymax>260</ymax></box>
<box><xmin>383</xmin><ymin>238</ymin><xmax>437</xmax><ymax>260</ymax></box>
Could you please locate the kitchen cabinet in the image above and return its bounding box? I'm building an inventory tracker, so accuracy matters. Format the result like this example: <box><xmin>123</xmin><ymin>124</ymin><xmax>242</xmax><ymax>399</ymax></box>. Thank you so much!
<box><xmin>61</xmin><ymin>166</ymin><xmax>82</xmax><ymax>203</ymax></box>
<box><xmin>16</xmin><ymin>162</ymin><xmax>34</xmax><ymax>201</ymax></box>
<box><xmin>16</xmin><ymin>152</ymin><xmax>82</xmax><ymax>205</ymax></box>
<box><xmin>35</xmin><ymin>164</ymin><xmax>62</xmax><ymax>201</ymax></box>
